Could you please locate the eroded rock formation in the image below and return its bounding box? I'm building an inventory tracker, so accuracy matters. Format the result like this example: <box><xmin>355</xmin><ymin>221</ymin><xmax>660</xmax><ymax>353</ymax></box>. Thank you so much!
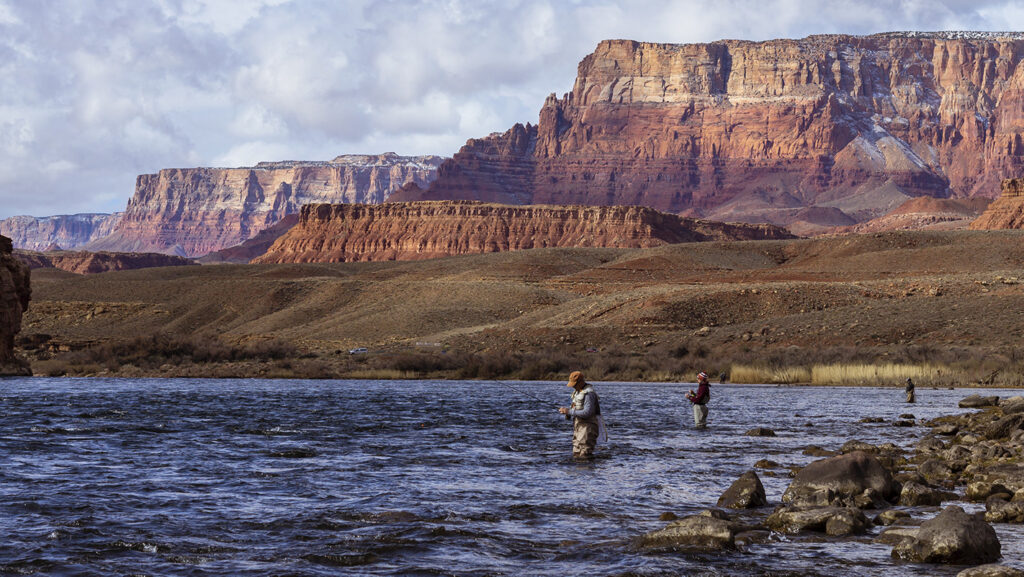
<box><xmin>970</xmin><ymin>178</ymin><xmax>1024</xmax><ymax>229</ymax></box>
<box><xmin>0</xmin><ymin>213</ymin><xmax>122</xmax><ymax>251</ymax></box>
<box><xmin>85</xmin><ymin>153</ymin><xmax>443</xmax><ymax>258</ymax></box>
<box><xmin>397</xmin><ymin>33</ymin><xmax>1024</xmax><ymax>227</ymax></box>
<box><xmin>14</xmin><ymin>250</ymin><xmax>196</xmax><ymax>275</ymax></box>
<box><xmin>0</xmin><ymin>235</ymin><xmax>30</xmax><ymax>375</ymax></box>
<box><xmin>253</xmin><ymin>200</ymin><xmax>794</xmax><ymax>264</ymax></box>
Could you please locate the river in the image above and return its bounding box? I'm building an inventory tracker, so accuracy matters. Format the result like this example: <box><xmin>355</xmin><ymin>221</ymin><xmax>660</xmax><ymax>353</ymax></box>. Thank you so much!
<box><xmin>1</xmin><ymin>378</ymin><xmax>1022</xmax><ymax>576</ymax></box>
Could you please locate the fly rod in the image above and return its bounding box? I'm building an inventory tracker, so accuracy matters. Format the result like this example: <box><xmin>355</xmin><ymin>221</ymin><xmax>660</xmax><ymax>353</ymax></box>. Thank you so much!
<box><xmin>505</xmin><ymin>382</ymin><xmax>561</xmax><ymax>409</ymax></box>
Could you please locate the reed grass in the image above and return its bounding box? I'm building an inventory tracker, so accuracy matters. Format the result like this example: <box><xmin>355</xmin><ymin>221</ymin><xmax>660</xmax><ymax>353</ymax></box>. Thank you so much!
<box><xmin>729</xmin><ymin>364</ymin><xmax>812</xmax><ymax>384</ymax></box>
<box><xmin>809</xmin><ymin>363</ymin><xmax>959</xmax><ymax>386</ymax></box>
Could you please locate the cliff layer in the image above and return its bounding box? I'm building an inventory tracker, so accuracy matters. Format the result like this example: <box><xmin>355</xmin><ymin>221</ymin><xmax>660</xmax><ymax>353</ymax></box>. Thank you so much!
<box><xmin>970</xmin><ymin>178</ymin><xmax>1024</xmax><ymax>229</ymax></box>
<box><xmin>14</xmin><ymin>250</ymin><xmax>196</xmax><ymax>275</ymax></box>
<box><xmin>0</xmin><ymin>235</ymin><xmax>30</xmax><ymax>375</ymax></box>
<box><xmin>253</xmin><ymin>200</ymin><xmax>793</xmax><ymax>264</ymax></box>
<box><xmin>0</xmin><ymin>213</ymin><xmax>123</xmax><ymax>251</ymax></box>
<box><xmin>397</xmin><ymin>33</ymin><xmax>1024</xmax><ymax>227</ymax></box>
<box><xmin>86</xmin><ymin>153</ymin><xmax>443</xmax><ymax>258</ymax></box>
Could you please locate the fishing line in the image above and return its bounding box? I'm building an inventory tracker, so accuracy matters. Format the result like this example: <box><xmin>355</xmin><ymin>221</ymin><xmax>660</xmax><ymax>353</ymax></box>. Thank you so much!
<box><xmin>504</xmin><ymin>382</ymin><xmax>561</xmax><ymax>409</ymax></box>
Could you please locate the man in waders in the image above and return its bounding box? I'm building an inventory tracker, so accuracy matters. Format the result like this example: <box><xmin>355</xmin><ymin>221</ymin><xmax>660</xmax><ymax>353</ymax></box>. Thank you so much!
<box><xmin>558</xmin><ymin>371</ymin><xmax>603</xmax><ymax>458</ymax></box>
<box><xmin>686</xmin><ymin>371</ymin><xmax>710</xmax><ymax>428</ymax></box>
<box><xmin>905</xmin><ymin>377</ymin><xmax>916</xmax><ymax>403</ymax></box>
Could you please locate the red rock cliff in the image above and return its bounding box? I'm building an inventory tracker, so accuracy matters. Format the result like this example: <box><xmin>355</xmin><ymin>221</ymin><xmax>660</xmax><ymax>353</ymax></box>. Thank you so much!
<box><xmin>397</xmin><ymin>33</ymin><xmax>1024</xmax><ymax>227</ymax></box>
<box><xmin>253</xmin><ymin>200</ymin><xmax>793</xmax><ymax>264</ymax></box>
<box><xmin>0</xmin><ymin>235</ymin><xmax>30</xmax><ymax>375</ymax></box>
<box><xmin>970</xmin><ymin>178</ymin><xmax>1024</xmax><ymax>229</ymax></box>
<box><xmin>86</xmin><ymin>153</ymin><xmax>443</xmax><ymax>258</ymax></box>
<box><xmin>14</xmin><ymin>250</ymin><xmax>197</xmax><ymax>275</ymax></box>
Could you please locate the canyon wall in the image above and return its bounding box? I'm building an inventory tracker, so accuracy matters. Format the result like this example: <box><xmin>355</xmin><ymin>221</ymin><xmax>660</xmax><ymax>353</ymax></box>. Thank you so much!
<box><xmin>85</xmin><ymin>153</ymin><xmax>443</xmax><ymax>257</ymax></box>
<box><xmin>14</xmin><ymin>250</ymin><xmax>197</xmax><ymax>275</ymax></box>
<box><xmin>253</xmin><ymin>200</ymin><xmax>793</xmax><ymax>264</ymax></box>
<box><xmin>0</xmin><ymin>213</ymin><xmax>123</xmax><ymax>251</ymax></box>
<box><xmin>0</xmin><ymin>235</ymin><xmax>30</xmax><ymax>375</ymax></box>
<box><xmin>396</xmin><ymin>32</ymin><xmax>1024</xmax><ymax>228</ymax></box>
<box><xmin>970</xmin><ymin>178</ymin><xmax>1024</xmax><ymax>229</ymax></box>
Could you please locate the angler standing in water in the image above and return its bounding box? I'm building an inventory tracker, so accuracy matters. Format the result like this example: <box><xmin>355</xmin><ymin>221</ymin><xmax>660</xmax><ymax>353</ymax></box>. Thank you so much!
<box><xmin>686</xmin><ymin>371</ymin><xmax>711</xmax><ymax>428</ymax></box>
<box><xmin>558</xmin><ymin>371</ymin><xmax>605</xmax><ymax>458</ymax></box>
<box><xmin>905</xmin><ymin>377</ymin><xmax>916</xmax><ymax>403</ymax></box>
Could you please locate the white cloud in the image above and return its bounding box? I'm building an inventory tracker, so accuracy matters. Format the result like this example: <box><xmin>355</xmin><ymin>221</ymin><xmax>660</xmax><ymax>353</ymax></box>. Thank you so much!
<box><xmin>2</xmin><ymin>0</ymin><xmax>1024</xmax><ymax>218</ymax></box>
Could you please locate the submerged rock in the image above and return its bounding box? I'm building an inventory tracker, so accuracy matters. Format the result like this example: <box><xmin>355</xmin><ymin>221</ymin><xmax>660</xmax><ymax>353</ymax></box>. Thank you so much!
<box><xmin>892</xmin><ymin>505</ymin><xmax>1000</xmax><ymax>564</ymax></box>
<box><xmin>960</xmin><ymin>395</ymin><xmax>1000</xmax><ymax>409</ymax></box>
<box><xmin>956</xmin><ymin>564</ymin><xmax>1024</xmax><ymax>577</ymax></box>
<box><xmin>899</xmin><ymin>481</ymin><xmax>959</xmax><ymax>507</ymax></box>
<box><xmin>766</xmin><ymin>505</ymin><xmax>870</xmax><ymax>536</ymax></box>
<box><xmin>717</xmin><ymin>470</ymin><xmax>768</xmax><ymax>509</ymax></box>
<box><xmin>640</xmin><ymin>510</ymin><xmax>750</xmax><ymax>550</ymax></box>
<box><xmin>744</xmin><ymin>427</ymin><xmax>776</xmax><ymax>437</ymax></box>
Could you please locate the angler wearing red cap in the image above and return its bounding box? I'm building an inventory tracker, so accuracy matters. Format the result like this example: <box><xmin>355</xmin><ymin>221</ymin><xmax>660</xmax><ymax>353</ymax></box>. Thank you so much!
<box><xmin>558</xmin><ymin>371</ymin><xmax>606</xmax><ymax>458</ymax></box>
<box><xmin>686</xmin><ymin>371</ymin><xmax>711</xmax><ymax>428</ymax></box>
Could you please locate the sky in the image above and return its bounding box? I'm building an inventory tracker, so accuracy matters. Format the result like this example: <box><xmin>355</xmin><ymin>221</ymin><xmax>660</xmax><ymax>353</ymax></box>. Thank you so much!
<box><xmin>2</xmin><ymin>0</ymin><xmax>1024</xmax><ymax>219</ymax></box>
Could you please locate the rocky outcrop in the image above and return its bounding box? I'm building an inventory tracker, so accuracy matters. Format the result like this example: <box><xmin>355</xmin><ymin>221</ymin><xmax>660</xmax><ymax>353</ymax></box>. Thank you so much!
<box><xmin>197</xmin><ymin>214</ymin><xmax>299</xmax><ymax>264</ymax></box>
<box><xmin>0</xmin><ymin>213</ymin><xmax>122</xmax><ymax>251</ymax></box>
<box><xmin>971</xmin><ymin>179</ymin><xmax>1024</xmax><ymax>229</ymax></box>
<box><xmin>253</xmin><ymin>200</ymin><xmax>795</xmax><ymax>264</ymax></box>
<box><xmin>397</xmin><ymin>33</ymin><xmax>1024</xmax><ymax>228</ymax></box>
<box><xmin>830</xmin><ymin>197</ymin><xmax>990</xmax><ymax>236</ymax></box>
<box><xmin>85</xmin><ymin>153</ymin><xmax>443</xmax><ymax>258</ymax></box>
<box><xmin>0</xmin><ymin>235</ymin><xmax>30</xmax><ymax>375</ymax></box>
<box><xmin>14</xmin><ymin>250</ymin><xmax>196</xmax><ymax>275</ymax></box>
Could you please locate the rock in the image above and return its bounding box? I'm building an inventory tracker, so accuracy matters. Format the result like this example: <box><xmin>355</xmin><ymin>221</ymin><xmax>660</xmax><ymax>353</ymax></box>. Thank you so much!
<box><xmin>899</xmin><ymin>481</ymin><xmax>959</xmax><ymax>506</ymax></box>
<box><xmin>640</xmin><ymin>510</ymin><xmax>749</xmax><ymax>550</ymax></box>
<box><xmin>841</xmin><ymin>440</ymin><xmax>879</xmax><ymax>453</ymax></box>
<box><xmin>987</xmin><ymin>414</ymin><xmax>1024</xmax><ymax>440</ymax></box>
<box><xmin>86</xmin><ymin>154</ymin><xmax>443</xmax><ymax>258</ymax></box>
<box><xmin>919</xmin><ymin>459</ymin><xmax>957</xmax><ymax>483</ymax></box>
<box><xmin>917</xmin><ymin>437</ymin><xmax>947</xmax><ymax>452</ymax></box>
<box><xmin>399</xmin><ymin>34</ymin><xmax>1024</xmax><ymax>233</ymax></box>
<box><xmin>254</xmin><ymin>201</ymin><xmax>792</xmax><ymax>264</ymax></box>
<box><xmin>894</xmin><ymin>419</ymin><xmax>915</xmax><ymax>427</ymax></box>
<box><xmin>765</xmin><ymin>506</ymin><xmax>870</xmax><ymax>536</ymax></box>
<box><xmin>933</xmin><ymin>424</ymin><xmax>960</xmax><ymax>436</ymax></box>
<box><xmin>960</xmin><ymin>395</ymin><xmax>1000</xmax><ymax>409</ymax></box>
<box><xmin>1001</xmin><ymin>398</ymin><xmax>1024</xmax><ymax>415</ymax></box>
<box><xmin>783</xmin><ymin>451</ymin><xmax>899</xmax><ymax>508</ymax></box>
<box><xmin>968</xmin><ymin>482</ymin><xmax>1012</xmax><ymax>502</ymax></box>
<box><xmin>0</xmin><ymin>235</ymin><xmax>31</xmax><ymax>376</ymax></box>
<box><xmin>744</xmin><ymin>427</ymin><xmax>776</xmax><ymax>437</ymax></box>
<box><xmin>717</xmin><ymin>470</ymin><xmax>768</xmax><ymax>509</ymax></box>
<box><xmin>0</xmin><ymin>213</ymin><xmax>122</xmax><ymax>252</ymax></box>
<box><xmin>875</xmin><ymin>509</ymin><xmax>912</xmax><ymax>526</ymax></box>
<box><xmin>985</xmin><ymin>496</ymin><xmax>1024</xmax><ymax>523</ymax></box>
<box><xmin>957</xmin><ymin>564</ymin><xmax>1024</xmax><ymax>577</ymax></box>
<box><xmin>877</xmin><ymin>526</ymin><xmax>920</xmax><ymax>545</ymax></box>
<box><xmin>14</xmin><ymin>250</ymin><xmax>195</xmax><ymax>275</ymax></box>
<box><xmin>892</xmin><ymin>505</ymin><xmax>1001</xmax><ymax>564</ymax></box>
<box><xmin>803</xmin><ymin>445</ymin><xmax>836</xmax><ymax>457</ymax></box>
<box><xmin>754</xmin><ymin>459</ymin><xmax>780</xmax><ymax>469</ymax></box>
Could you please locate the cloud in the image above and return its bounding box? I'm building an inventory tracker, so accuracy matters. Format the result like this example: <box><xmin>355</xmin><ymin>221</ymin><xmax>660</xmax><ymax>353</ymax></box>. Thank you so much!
<box><xmin>1</xmin><ymin>0</ymin><xmax>1024</xmax><ymax>217</ymax></box>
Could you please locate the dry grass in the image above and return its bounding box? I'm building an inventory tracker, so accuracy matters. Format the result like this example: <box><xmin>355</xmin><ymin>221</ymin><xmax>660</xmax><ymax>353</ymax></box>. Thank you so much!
<box><xmin>810</xmin><ymin>363</ymin><xmax>959</xmax><ymax>386</ymax></box>
<box><xmin>729</xmin><ymin>364</ymin><xmax>813</xmax><ymax>384</ymax></box>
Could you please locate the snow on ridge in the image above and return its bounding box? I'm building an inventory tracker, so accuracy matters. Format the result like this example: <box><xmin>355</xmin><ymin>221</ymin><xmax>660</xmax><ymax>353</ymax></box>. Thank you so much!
<box><xmin>870</xmin><ymin>31</ymin><xmax>1024</xmax><ymax>41</ymax></box>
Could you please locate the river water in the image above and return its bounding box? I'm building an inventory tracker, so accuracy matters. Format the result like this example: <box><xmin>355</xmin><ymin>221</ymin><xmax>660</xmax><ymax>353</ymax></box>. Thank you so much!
<box><xmin>1</xmin><ymin>378</ymin><xmax>1023</xmax><ymax>576</ymax></box>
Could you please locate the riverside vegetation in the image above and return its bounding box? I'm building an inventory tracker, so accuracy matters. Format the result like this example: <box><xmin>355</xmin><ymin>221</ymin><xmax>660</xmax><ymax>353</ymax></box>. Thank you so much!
<box><xmin>16</xmin><ymin>229</ymin><xmax>1024</xmax><ymax>384</ymax></box>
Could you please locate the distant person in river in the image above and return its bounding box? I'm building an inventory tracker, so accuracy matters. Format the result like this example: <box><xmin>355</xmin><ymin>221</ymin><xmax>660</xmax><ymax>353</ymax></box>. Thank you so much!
<box><xmin>686</xmin><ymin>371</ymin><xmax>711</xmax><ymax>428</ymax></box>
<box><xmin>558</xmin><ymin>371</ymin><xmax>605</xmax><ymax>458</ymax></box>
<box><xmin>905</xmin><ymin>377</ymin><xmax>916</xmax><ymax>403</ymax></box>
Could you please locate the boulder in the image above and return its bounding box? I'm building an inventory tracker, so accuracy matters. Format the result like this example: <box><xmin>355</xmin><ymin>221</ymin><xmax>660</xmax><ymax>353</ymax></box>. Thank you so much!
<box><xmin>987</xmin><ymin>414</ymin><xmax>1024</xmax><ymax>440</ymax></box>
<box><xmin>933</xmin><ymin>424</ymin><xmax>960</xmax><ymax>436</ymax></box>
<box><xmin>640</xmin><ymin>510</ymin><xmax>749</xmax><ymax>550</ymax></box>
<box><xmin>744</xmin><ymin>427</ymin><xmax>776</xmax><ymax>437</ymax></box>
<box><xmin>985</xmin><ymin>496</ymin><xmax>1024</xmax><ymax>523</ymax></box>
<box><xmin>875</xmin><ymin>509</ymin><xmax>912</xmax><ymax>526</ymax></box>
<box><xmin>766</xmin><ymin>506</ymin><xmax>870</xmax><ymax>536</ymax></box>
<box><xmin>782</xmin><ymin>451</ymin><xmax>898</xmax><ymax>508</ymax></box>
<box><xmin>967</xmin><ymin>482</ymin><xmax>1012</xmax><ymax>502</ymax></box>
<box><xmin>899</xmin><ymin>481</ymin><xmax>958</xmax><ymax>506</ymax></box>
<box><xmin>892</xmin><ymin>505</ymin><xmax>1001</xmax><ymax>564</ymax></box>
<box><xmin>717</xmin><ymin>470</ymin><xmax>768</xmax><ymax>509</ymax></box>
<box><xmin>802</xmin><ymin>445</ymin><xmax>836</xmax><ymax>457</ymax></box>
<box><xmin>919</xmin><ymin>459</ymin><xmax>956</xmax><ymax>483</ymax></box>
<box><xmin>957</xmin><ymin>564</ymin><xmax>1024</xmax><ymax>577</ymax></box>
<box><xmin>960</xmin><ymin>395</ymin><xmax>1000</xmax><ymax>409</ymax></box>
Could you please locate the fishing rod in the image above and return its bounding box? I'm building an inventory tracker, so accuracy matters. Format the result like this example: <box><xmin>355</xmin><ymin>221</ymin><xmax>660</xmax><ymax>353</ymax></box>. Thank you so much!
<box><xmin>505</xmin><ymin>382</ymin><xmax>561</xmax><ymax>409</ymax></box>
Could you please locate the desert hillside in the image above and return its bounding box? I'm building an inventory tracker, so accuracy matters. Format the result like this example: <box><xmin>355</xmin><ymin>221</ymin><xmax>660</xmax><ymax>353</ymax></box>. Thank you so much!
<box><xmin>18</xmin><ymin>229</ymin><xmax>1024</xmax><ymax>382</ymax></box>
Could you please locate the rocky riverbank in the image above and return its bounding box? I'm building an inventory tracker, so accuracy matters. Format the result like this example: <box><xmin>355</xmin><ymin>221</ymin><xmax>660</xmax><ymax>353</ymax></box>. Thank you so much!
<box><xmin>642</xmin><ymin>393</ymin><xmax>1024</xmax><ymax>575</ymax></box>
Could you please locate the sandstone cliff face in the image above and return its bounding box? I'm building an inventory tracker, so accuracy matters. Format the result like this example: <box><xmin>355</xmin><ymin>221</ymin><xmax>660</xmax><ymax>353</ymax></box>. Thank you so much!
<box><xmin>397</xmin><ymin>33</ymin><xmax>1024</xmax><ymax>227</ymax></box>
<box><xmin>14</xmin><ymin>250</ymin><xmax>196</xmax><ymax>275</ymax></box>
<box><xmin>253</xmin><ymin>200</ymin><xmax>793</xmax><ymax>264</ymax></box>
<box><xmin>86</xmin><ymin>153</ymin><xmax>443</xmax><ymax>258</ymax></box>
<box><xmin>970</xmin><ymin>178</ymin><xmax>1024</xmax><ymax>229</ymax></box>
<box><xmin>0</xmin><ymin>235</ymin><xmax>30</xmax><ymax>375</ymax></box>
<box><xmin>0</xmin><ymin>213</ymin><xmax>123</xmax><ymax>251</ymax></box>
